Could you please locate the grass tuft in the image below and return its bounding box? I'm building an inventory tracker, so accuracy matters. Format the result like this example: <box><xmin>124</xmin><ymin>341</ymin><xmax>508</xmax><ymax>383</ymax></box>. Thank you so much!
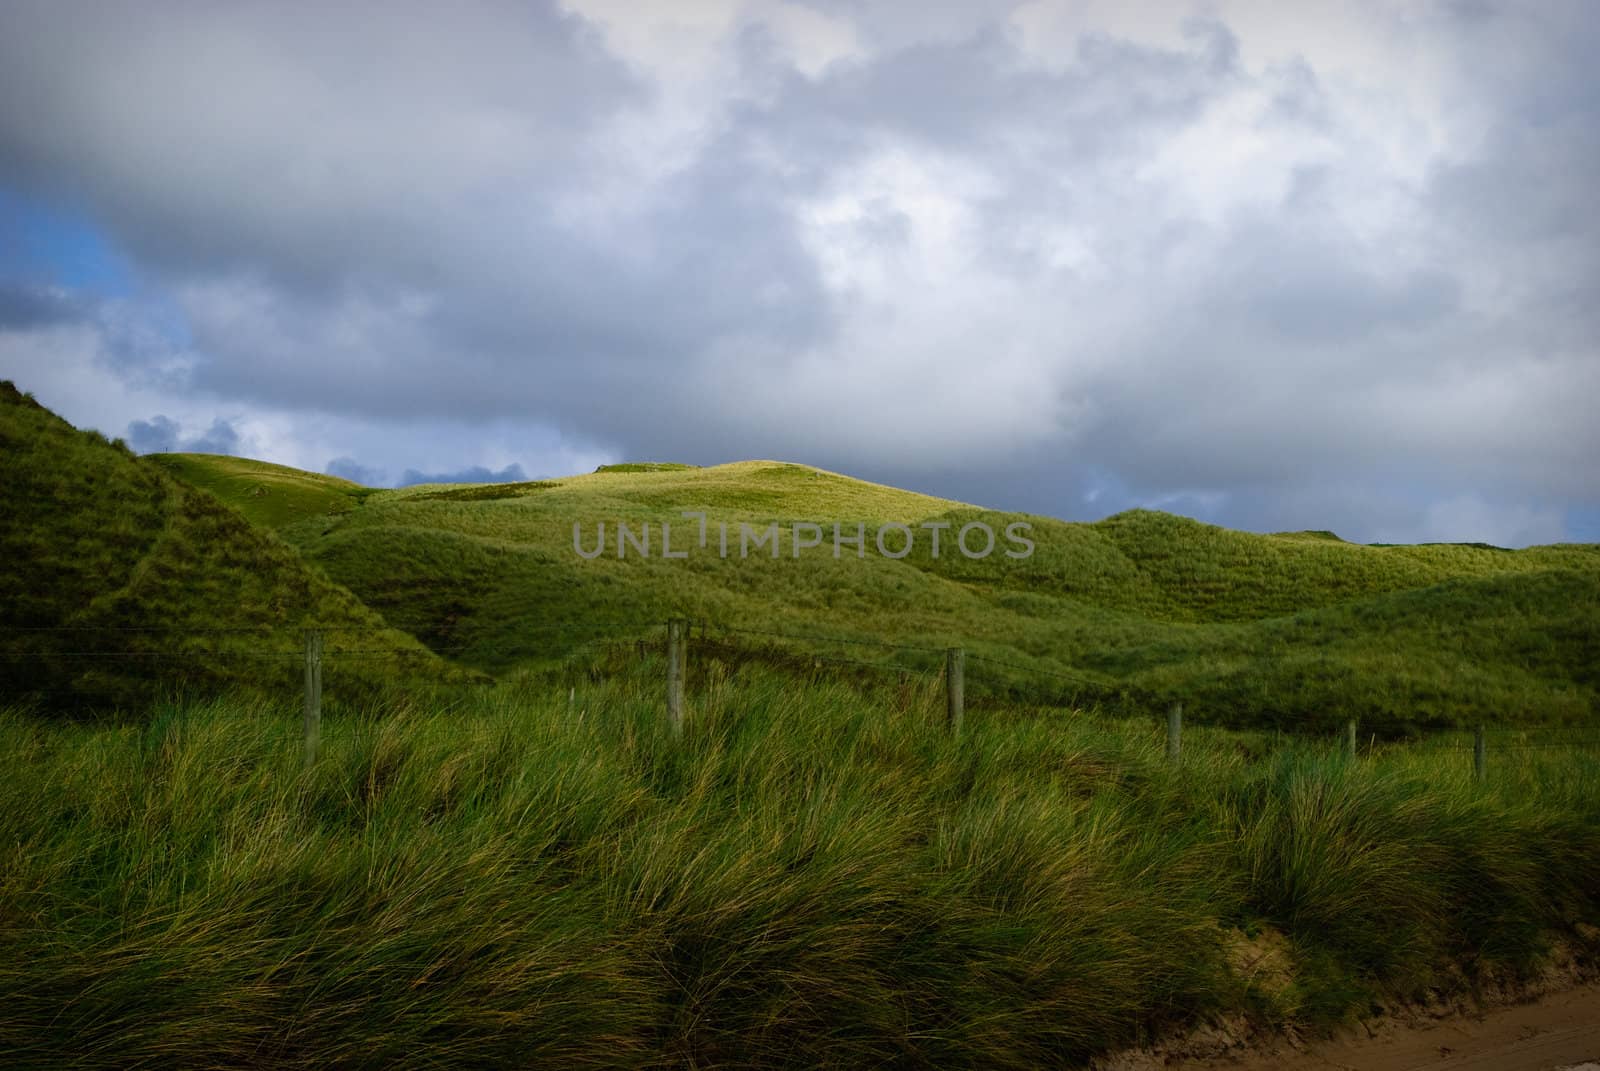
<box><xmin>1</xmin><ymin>667</ymin><xmax>1596</xmax><ymax>1067</ymax></box>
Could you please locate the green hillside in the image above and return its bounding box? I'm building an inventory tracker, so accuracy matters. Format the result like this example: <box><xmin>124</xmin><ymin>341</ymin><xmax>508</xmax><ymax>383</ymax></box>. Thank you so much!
<box><xmin>148</xmin><ymin>452</ymin><xmax>373</xmax><ymax>530</ymax></box>
<box><xmin>157</xmin><ymin>449</ymin><xmax>1600</xmax><ymax>731</ymax></box>
<box><xmin>4</xmin><ymin>676</ymin><xmax>1598</xmax><ymax>1068</ymax></box>
<box><xmin>7</xmin><ymin>387</ymin><xmax>1600</xmax><ymax>1066</ymax></box>
<box><xmin>0</xmin><ymin>383</ymin><xmax>461</xmax><ymax>711</ymax></box>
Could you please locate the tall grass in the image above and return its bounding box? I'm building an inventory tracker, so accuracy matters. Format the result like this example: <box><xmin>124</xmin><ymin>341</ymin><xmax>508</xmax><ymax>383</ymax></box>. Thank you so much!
<box><xmin>250</xmin><ymin>453</ymin><xmax>1600</xmax><ymax>728</ymax></box>
<box><xmin>11</xmin><ymin>384</ymin><xmax>1598</xmax><ymax>724</ymax></box>
<box><xmin>2</xmin><ymin>667</ymin><xmax>1596</xmax><ymax>1068</ymax></box>
<box><xmin>0</xmin><ymin>382</ymin><xmax>457</xmax><ymax>710</ymax></box>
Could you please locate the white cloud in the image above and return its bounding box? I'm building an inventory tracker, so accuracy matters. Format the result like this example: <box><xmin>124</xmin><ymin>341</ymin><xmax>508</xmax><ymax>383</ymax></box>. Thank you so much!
<box><xmin>0</xmin><ymin>0</ymin><xmax>1594</xmax><ymax>543</ymax></box>
<box><xmin>1388</xmin><ymin>495</ymin><xmax>1568</xmax><ymax>549</ymax></box>
<box><xmin>0</xmin><ymin>316</ymin><xmax>615</xmax><ymax>485</ymax></box>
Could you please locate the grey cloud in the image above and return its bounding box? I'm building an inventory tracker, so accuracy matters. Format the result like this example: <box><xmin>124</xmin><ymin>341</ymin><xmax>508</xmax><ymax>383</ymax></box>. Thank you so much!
<box><xmin>125</xmin><ymin>415</ymin><xmax>179</xmax><ymax>454</ymax></box>
<box><xmin>1240</xmin><ymin>247</ymin><xmax>1461</xmax><ymax>344</ymax></box>
<box><xmin>325</xmin><ymin>458</ymin><xmax>386</xmax><ymax>486</ymax></box>
<box><xmin>185</xmin><ymin>418</ymin><xmax>240</xmax><ymax>456</ymax></box>
<box><xmin>2</xmin><ymin>0</ymin><xmax>1596</xmax><ymax>546</ymax></box>
<box><xmin>0</xmin><ymin>2</ymin><xmax>644</xmax><ymax>293</ymax></box>
<box><xmin>0</xmin><ymin>284</ymin><xmax>82</xmax><ymax>330</ymax></box>
<box><xmin>124</xmin><ymin>414</ymin><xmax>241</xmax><ymax>455</ymax></box>
<box><xmin>3</xmin><ymin>1</ymin><xmax>1253</xmax><ymax>447</ymax></box>
<box><xmin>0</xmin><ymin>281</ymin><xmax>188</xmax><ymax>382</ymax></box>
<box><xmin>736</xmin><ymin>18</ymin><xmax>1231</xmax><ymax>173</ymax></box>
<box><xmin>399</xmin><ymin>463</ymin><xmax>527</xmax><ymax>487</ymax></box>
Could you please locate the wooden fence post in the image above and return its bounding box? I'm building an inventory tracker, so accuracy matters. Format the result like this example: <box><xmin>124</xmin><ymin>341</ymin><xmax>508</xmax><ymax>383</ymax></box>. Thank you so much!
<box><xmin>1166</xmin><ymin>703</ymin><xmax>1182</xmax><ymax>764</ymax></box>
<box><xmin>945</xmin><ymin>647</ymin><xmax>964</xmax><ymax>737</ymax></box>
<box><xmin>666</xmin><ymin>618</ymin><xmax>684</xmax><ymax>738</ymax></box>
<box><xmin>1346</xmin><ymin>719</ymin><xmax>1358</xmax><ymax>759</ymax></box>
<box><xmin>302</xmin><ymin>629</ymin><xmax>323</xmax><ymax>767</ymax></box>
<box><xmin>1474</xmin><ymin>725</ymin><xmax>1486</xmax><ymax>783</ymax></box>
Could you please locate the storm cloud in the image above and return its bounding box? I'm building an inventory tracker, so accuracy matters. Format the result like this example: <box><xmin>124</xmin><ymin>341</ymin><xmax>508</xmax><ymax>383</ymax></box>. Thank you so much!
<box><xmin>125</xmin><ymin>414</ymin><xmax>242</xmax><ymax>456</ymax></box>
<box><xmin>399</xmin><ymin>463</ymin><xmax>529</xmax><ymax>487</ymax></box>
<box><xmin>0</xmin><ymin>283</ymin><xmax>81</xmax><ymax>331</ymax></box>
<box><xmin>325</xmin><ymin>458</ymin><xmax>387</xmax><ymax>487</ymax></box>
<box><xmin>0</xmin><ymin>0</ymin><xmax>1595</xmax><ymax>545</ymax></box>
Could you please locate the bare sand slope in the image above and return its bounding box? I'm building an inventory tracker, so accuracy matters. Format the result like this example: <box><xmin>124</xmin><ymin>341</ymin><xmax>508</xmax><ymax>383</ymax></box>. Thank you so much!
<box><xmin>1153</xmin><ymin>985</ymin><xmax>1600</xmax><ymax>1071</ymax></box>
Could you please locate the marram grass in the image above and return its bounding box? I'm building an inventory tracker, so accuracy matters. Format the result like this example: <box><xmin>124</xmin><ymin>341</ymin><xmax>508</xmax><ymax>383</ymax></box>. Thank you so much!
<box><xmin>2</xmin><ymin>665</ymin><xmax>1597</xmax><ymax>1069</ymax></box>
<box><xmin>160</xmin><ymin>447</ymin><xmax>1600</xmax><ymax>729</ymax></box>
<box><xmin>7</xmin><ymin>384</ymin><xmax>1598</xmax><ymax>726</ymax></box>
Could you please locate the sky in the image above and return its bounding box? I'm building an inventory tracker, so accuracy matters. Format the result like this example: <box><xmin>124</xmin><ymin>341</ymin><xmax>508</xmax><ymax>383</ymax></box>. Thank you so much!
<box><xmin>0</xmin><ymin>0</ymin><xmax>1595</xmax><ymax>546</ymax></box>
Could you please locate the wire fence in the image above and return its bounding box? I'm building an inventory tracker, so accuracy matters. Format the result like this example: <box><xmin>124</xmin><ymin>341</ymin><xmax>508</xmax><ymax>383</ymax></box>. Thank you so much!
<box><xmin>2</xmin><ymin>617</ymin><xmax>1597</xmax><ymax>772</ymax></box>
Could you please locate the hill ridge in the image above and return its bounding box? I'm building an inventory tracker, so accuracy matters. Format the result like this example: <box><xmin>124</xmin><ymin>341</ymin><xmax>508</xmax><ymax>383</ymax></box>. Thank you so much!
<box><xmin>12</xmin><ymin>396</ymin><xmax>1595</xmax><ymax>727</ymax></box>
<box><xmin>148</xmin><ymin>446</ymin><xmax>1598</xmax><ymax>728</ymax></box>
<box><xmin>1</xmin><ymin>383</ymin><xmax>462</xmax><ymax>710</ymax></box>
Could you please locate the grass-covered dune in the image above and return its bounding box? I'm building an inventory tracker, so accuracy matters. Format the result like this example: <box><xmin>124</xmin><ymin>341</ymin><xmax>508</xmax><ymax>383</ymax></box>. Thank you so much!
<box><xmin>5</xmin><ymin>384</ymin><xmax>1599</xmax><ymax>1067</ymax></box>
<box><xmin>0</xmin><ymin>383</ymin><xmax>462</xmax><ymax>709</ymax></box>
<box><xmin>2</xmin><ymin>667</ymin><xmax>1596</xmax><ymax>1069</ymax></box>
<box><xmin>160</xmin><ymin>451</ymin><xmax>1600</xmax><ymax>730</ymax></box>
<box><xmin>148</xmin><ymin>452</ymin><xmax>375</xmax><ymax>530</ymax></box>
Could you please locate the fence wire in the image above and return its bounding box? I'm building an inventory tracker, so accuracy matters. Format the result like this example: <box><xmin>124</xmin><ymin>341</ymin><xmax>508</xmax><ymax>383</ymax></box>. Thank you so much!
<box><xmin>2</xmin><ymin>617</ymin><xmax>1594</xmax><ymax>754</ymax></box>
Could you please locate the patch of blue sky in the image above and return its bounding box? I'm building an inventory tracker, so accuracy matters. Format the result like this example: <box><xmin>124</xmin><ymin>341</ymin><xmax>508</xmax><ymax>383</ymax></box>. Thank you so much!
<box><xmin>0</xmin><ymin>188</ymin><xmax>136</xmax><ymax>297</ymax></box>
<box><xmin>0</xmin><ymin>188</ymin><xmax>193</xmax><ymax>349</ymax></box>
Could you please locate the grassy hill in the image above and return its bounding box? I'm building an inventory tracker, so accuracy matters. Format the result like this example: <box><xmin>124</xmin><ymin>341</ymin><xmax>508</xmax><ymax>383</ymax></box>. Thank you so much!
<box><xmin>4</xmin><ymin>673</ymin><xmax>1598</xmax><ymax>1068</ymax></box>
<box><xmin>147</xmin><ymin>452</ymin><xmax>374</xmax><ymax>530</ymax></box>
<box><xmin>0</xmin><ymin>383</ymin><xmax>463</xmax><ymax>711</ymax></box>
<box><xmin>6</xmin><ymin>390</ymin><xmax>1600</xmax><ymax>1067</ymax></box>
<box><xmin>155</xmin><ymin>449</ymin><xmax>1600</xmax><ymax>731</ymax></box>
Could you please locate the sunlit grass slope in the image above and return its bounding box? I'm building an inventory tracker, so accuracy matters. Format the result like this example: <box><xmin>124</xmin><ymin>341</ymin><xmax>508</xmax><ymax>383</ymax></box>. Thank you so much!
<box><xmin>148</xmin><ymin>452</ymin><xmax>373</xmax><ymax>529</ymax></box>
<box><xmin>2</xmin><ymin>671</ymin><xmax>1597</xmax><ymax>1068</ymax></box>
<box><xmin>0</xmin><ymin>384</ymin><xmax>459</xmax><ymax>710</ymax></box>
<box><xmin>161</xmin><ymin>452</ymin><xmax>1600</xmax><ymax>729</ymax></box>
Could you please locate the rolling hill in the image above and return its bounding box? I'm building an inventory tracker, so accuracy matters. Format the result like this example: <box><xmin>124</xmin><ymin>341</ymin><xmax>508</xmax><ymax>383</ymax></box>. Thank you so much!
<box><xmin>0</xmin><ymin>383</ymin><xmax>463</xmax><ymax>711</ymax></box>
<box><xmin>150</xmin><ymin>447</ymin><xmax>1600</xmax><ymax>731</ymax></box>
<box><xmin>8</xmin><ymin>385</ymin><xmax>1600</xmax><ymax>1067</ymax></box>
<box><xmin>148</xmin><ymin>452</ymin><xmax>374</xmax><ymax>529</ymax></box>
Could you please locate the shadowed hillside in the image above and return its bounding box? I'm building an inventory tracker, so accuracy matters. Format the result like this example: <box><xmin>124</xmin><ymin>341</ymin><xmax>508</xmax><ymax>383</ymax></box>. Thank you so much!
<box><xmin>154</xmin><ymin>447</ymin><xmax>1600</xmax><ymax>730</ymax></box>
<box><xmin>0</xmin><ymin>383</ymin><xmax>464</xmax><ymax>711</ymax></box>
